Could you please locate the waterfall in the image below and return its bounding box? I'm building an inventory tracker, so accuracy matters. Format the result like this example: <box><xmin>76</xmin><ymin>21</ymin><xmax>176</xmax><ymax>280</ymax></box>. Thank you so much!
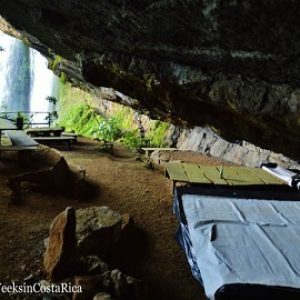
<box><xmin>0</xmin><ymin>32</ymin><xmax>30</xmax><ymax>112</ymax></box>
<box><xmin>29</xmin><ymin>48</ymin><xmax>58</xmax><ymax>125</ymax></box>
<box><xmin>0</xmin><ymin>32</ymin><xmax>59</xmax><ymax>125</ymax></box>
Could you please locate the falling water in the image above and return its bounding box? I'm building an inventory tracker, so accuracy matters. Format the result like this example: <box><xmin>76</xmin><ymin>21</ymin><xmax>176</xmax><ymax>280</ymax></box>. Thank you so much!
<box><xmin>29</xmin><ymin>48</ymin><xmax>58</xmax><ymax>124</ymax></box>
<box><xmin>0</xmin><ymin>31</ymin><xmax>59</xmax><ymax>125</ymax></box>
<box><xmin>0</xmin><ymin>32</ymin><xmax>30</xmax><ymax>112</ymax></box>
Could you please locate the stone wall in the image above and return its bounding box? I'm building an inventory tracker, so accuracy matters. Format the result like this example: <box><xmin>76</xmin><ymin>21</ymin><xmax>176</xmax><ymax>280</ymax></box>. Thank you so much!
<box><xmin>88</xmin><ymin>97</ymin><xmax>300</xmax><ymax>169</ymax></box>
<box><xmin>176</xmin><ymin>126</ymin><xmax>300</xmax><ymax>169</ymax></box>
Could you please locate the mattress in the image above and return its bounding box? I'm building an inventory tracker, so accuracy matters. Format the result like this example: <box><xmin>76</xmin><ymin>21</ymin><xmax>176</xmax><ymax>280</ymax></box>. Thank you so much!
<box><xmin>174</xmin><ymin>187</ymin><xmax>300</xmax><ymax>299</ymax></box>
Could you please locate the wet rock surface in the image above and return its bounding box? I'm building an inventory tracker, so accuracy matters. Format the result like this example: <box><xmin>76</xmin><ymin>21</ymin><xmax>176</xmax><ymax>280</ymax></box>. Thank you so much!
<box><xmin>1</xmin><ymin>1</ymin><xmax>300</xmax><ymax>157</ymax></box>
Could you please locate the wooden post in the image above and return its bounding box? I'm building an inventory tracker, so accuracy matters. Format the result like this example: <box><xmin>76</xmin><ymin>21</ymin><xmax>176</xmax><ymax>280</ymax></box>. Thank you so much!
<box><xmin>48</xmin><ymin>112</ymin><xmax>51</xmax><ymax>127</ymax></box>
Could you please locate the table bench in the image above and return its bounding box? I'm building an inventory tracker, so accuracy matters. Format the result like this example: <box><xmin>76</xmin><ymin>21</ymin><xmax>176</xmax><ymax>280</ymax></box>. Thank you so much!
<box><xmin>0</xmin><ymin>130</ymin><xmax>39</xmax><ymax>162</ymax></box>
<box><xmin>25</xmin><ymin>127</ymin><xmax>65</xmax><ymax>137</ymax></box>
<box><xmin>33</xmin><ymin>136</ymin><xmax>76</xmax><ymax>149</ymax></box>
<box><xmin>61</xmin><ymin>131</ymin><xmax>78</xmax><ymax>143</ymax></box>
<box><xmin>140</xmin><ymin>147</ymin><xmax>178</xmax><ymax>159</ymax></box>
<box><xmin>0</xmin><ymin>118</ymin><xmax>16</xmax><ymax>145</ymax></box>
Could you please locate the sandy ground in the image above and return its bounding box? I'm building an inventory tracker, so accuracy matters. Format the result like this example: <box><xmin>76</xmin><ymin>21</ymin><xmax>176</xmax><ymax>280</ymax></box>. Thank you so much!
<box><xmin>0</xmin><ymin>138</ymin><xmax>229</xmax><ymax>300</ymax></box>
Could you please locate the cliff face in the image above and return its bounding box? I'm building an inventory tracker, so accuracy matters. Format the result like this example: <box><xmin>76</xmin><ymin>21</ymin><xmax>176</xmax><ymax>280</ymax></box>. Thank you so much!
<box><xmin>0</xmin><ymin>1</ymin><xmax>300</xmax><ymax>158</ymax></box>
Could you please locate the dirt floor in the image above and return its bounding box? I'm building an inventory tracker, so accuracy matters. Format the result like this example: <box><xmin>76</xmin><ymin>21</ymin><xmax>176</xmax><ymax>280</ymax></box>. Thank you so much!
<box><xmin>0</xmin><ymin>138</ymin><xmax>230</xmax><ymax>300</ymax></box>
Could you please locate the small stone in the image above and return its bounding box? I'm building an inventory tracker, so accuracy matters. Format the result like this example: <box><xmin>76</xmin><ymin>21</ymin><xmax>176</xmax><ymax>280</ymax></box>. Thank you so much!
<box><xmin>44</xmin><ymin>237</ymin><xmax>49</xmax><ymax>249</ymax></box>
<box><xmin>93</xmin><ymin>292</ymin><xmax>113</xmax><ymax>300</ymax></box>
<box><xmin>121</xmin><ymin>214</ymin><xmax>134</xmax><ymax>231</ymax></box>
<box><xmin>80</xmin><ymin>255</ymin><xmax>109</xmax><ymax>275</ymax></box>
<box><xmin>24</xmin><ymin>274</ymin><xmax>35</xmax><ymax>284</ymax></box>
<box><xmin>125</xmin><ymin>275</ymin><xmax>148</xmax><ymax>300</ymax></box>
<box><xmin>102</xmin><ymin>270</ymin><xmax>128</xmax><ymax>297</ymax></box>
<box><xmin>72</xmin><ymin>275</ymin><xmax>103</xmax><ymax>300</ymax></box>
<box><xmin>44</xmin><ymin>207</ymin><xmax>79</xmax><ymax>281</ymax></box>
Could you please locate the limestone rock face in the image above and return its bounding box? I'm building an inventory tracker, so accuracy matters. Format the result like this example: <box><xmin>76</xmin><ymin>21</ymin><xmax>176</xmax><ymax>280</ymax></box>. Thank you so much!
<box><xmin>44</xmin><ymin>207</ymin><xmax>79</xmax><ymax>281</ymax></box>
<box><xmin>1</xmin><ymin>1</ymin><xmax>300</xmax><ymax>157</ymax></box>
<box><xmin>76</xmin><ymin>207</ymin><xmax>122</xmax><ymax>256</ymax></box>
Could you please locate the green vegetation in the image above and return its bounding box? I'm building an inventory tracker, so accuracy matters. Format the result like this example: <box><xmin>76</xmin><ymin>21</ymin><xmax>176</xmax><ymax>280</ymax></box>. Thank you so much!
<box><xmin>59</xmin><ymin>72</ymin><xmax>69</xmax><ymax>84</ymax></box>
<box><xmin>58</xmin><ymin>82</ymin><xmax>170</xmax><ymax>148</ymax></box>
<box><xmin>149</xmin><ymin>121</ymin><xmax>170</xmax><ymax>147</ymax></box>
<box><xmin>49</xmin><ymin>55</ymin><xmax>62</xmax><ymax>70</ymax></box>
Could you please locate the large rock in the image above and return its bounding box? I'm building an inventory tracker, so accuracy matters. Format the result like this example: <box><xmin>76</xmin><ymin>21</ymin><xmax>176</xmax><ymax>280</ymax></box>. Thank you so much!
<box><xmin>1</xmin><ymin>2</ymin><xmax>300</xmax><ymax>157</ymax></box>
<box><xmin>7</xmin><ymin>146</ymin><xmax>87</xmax><ymax>202</ymax></box>
<box><xmin>76</xmin><ymin>207</ymin><xmax>122</xmax><ymax>257</ymax></box>
<box><xmin>44</xmin><ymin>207</ymin><xmax>79</xmax><ymax>281</ymax></box>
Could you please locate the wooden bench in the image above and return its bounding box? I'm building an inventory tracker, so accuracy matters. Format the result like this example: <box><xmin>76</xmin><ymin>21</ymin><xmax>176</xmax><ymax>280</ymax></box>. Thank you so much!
<box><xmin>0</xmin><ymin>146</ymin><xmax>39</xmax><ymax>163</ymax></box>
<box><xmin>140</xmin><ymin>147</ymin><xmax>178</xmax><ymax>159</ymax></box>
<box><xmin>61</xmin><ymin>131</ymin><xmax>78</xmax><ymax>143</ymax></box>
<box><xmin>0</xmin><ymin>131</ymin><xmax>39</xmax><ymax>162</ymax></box>
<box><xmin>5</xmin><ymin>130</ymin><xmax>39</xmax><ymax>147</ymax></box>
<box><xmin>33</xmin><ymin>136</ymin><xmax>76</xmax><ymax>149</ymax></box>
<box><xmin>25</xmin><ymin>127</ymin><xmax>64</xmax><ymax>137</ymax></box>
<box><xmin>0</xmin><ymin>146</ymin><xmax>38</xmax><ymax>151</ymax></box>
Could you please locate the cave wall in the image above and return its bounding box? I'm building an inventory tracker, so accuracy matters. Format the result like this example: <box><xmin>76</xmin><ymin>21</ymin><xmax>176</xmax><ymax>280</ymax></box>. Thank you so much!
<box><xmin>0</xmin><ymin>1</ymin><xmax>300</xmax><ymax>158</ymax></box>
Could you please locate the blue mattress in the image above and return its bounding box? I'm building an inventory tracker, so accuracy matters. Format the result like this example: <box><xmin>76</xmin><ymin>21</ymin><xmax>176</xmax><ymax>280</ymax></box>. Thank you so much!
<box><xmin>174</xmin><ymin>187</ymin><xmax>300</xmax><ymax>299</ymax></box>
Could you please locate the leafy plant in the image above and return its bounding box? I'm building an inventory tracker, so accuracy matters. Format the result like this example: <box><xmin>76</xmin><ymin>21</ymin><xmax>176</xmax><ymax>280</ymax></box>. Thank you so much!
<box><xmin>49</xmin><ymin>55</ymin><xmax>62</xmax><ymax>70</ymax></box>
<box><xmin>45</xmin><ymin>96</ymin><xmax>58</xmax><ymax>106</ymax></box>
<box><xmin>121</xmin><ymin>129</ymin><xmax>142</xmax><ymax>148</ymax></box>
<box><xmin>45</xmin><ymin>96</ymin><xmax>59</xmax><ymax>126</ymax></box>
<box><xmin>96</xmin><ymin>117</ymin><xmax>122</xmax><ymax>142</ymax></box>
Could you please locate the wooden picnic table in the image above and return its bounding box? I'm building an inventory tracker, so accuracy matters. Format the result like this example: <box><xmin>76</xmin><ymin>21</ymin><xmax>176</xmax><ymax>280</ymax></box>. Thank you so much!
<box><xmin>166</xmin><ymin>162</ymin><xmax>285</xmax><ymax>186</ymax></box>
<box><xmin>0</xmin><ymin>132</ymin><xmax>13</xmax><ymax>147</ymax></box>
<box><xmin>0</xmin><ymin>118</ymin><xmax>16</xmax><ymax>145</ymax></box>
<box><xmin>0</xmin><ymin>129</ymin><xmax>39</xmax><ymax>161</ymax></box>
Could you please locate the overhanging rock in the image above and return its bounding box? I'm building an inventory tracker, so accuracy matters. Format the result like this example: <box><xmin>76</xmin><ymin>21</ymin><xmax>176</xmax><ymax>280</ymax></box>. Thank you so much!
<box><xmin>0</xmin><ymin>1</ymin><xmax>300</xmax><ymax>157</ymax></box>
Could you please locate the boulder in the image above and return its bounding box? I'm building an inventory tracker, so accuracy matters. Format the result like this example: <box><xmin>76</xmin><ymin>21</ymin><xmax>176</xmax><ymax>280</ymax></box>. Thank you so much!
<box><xmin>76</xmin><ymin>207</ymin><xmax>122</xmax><ymax>257</ymax></box>
<box><xmin>44</xmin><ymin>207</ymin><xmax>79</xmax><ymax>281</ymax></box>
<box><xmin>7</xmin><ymin>146</ymin><xmax>87</xmax><ymax>202</ymax></box>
